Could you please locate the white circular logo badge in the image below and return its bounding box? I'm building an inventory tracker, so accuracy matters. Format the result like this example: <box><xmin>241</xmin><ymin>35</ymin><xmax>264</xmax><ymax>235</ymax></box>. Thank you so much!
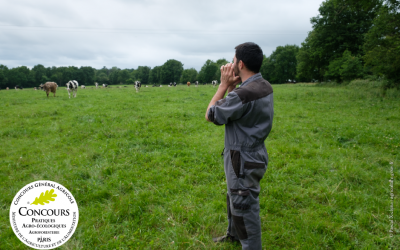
<box><xmin>9</xmin><ymin>180</ymin><xmax>79</xmax><ymax>249</ymax></box>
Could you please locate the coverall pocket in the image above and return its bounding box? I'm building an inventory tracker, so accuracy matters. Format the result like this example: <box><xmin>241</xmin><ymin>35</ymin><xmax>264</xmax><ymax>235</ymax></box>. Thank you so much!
<box><xmin>243</xmin><ymin>161</ymin><xmax>266</xmax><ymax>189</ymax></box>
<box><xmin>230</xmin><ymin>150</ymin><xmax>241</xmax><ymax>178</ymax></box>
<box><xmin>230</xmin><ymin>189</ymin><xmax>251</xmax><ymax>211</ymax></box>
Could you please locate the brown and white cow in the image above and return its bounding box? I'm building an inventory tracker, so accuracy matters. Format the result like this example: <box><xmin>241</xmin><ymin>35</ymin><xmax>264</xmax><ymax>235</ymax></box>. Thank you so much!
<box><xmin>40</xmin><ymin>82</ymin><xmax>58</xmax><ymax>97</ymax></box>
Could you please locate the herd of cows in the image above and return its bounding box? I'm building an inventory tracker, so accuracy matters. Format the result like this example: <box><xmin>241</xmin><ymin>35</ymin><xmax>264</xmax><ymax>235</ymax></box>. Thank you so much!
<box><xmin>1</xmin><ymin>80</ymin><xmax>220</xmax><ymax>98</ymax></box>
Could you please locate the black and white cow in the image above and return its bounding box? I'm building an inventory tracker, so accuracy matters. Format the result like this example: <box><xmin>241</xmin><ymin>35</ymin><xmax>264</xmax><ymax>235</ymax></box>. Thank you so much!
<box><xmin>103</xmin><ymin>84</ymin><xmax>108</xmax><ymax>88</ymax></box>
<box><xmin>135</xmin><ymin>81</ymin><xmax>141</xmax><ymax>92</ymax></box>
<box><xmin>15</xmin><ymin>85</ymin><xmax>23</xmax><ymax>90</ymax></box>
<box><xmin>212</xmin><ymin>80</ymin><xmax>218</xmax><ymax>87</ymax></box>
<box><xmin>169</xmin><ymin>82</ymin><xmax>173</xmax><ymax>87</ymax></box>
<box><xmin>173</xmin><ymin>82</ymin><xmax>177</xmax><ymax>87</ymax></box>
<box><xmin>81</xmin><ymin>85</ymin><xmax>86</xmax><ymax>89</ymax></box>
<box><xmin>66</xmin><ymin>80</ymin><xmax>79</xmax><ymax>98</ymax></box>
<box><xmin>195</xmin><ymin>81</ymin><xmax>199</xmax><ymax>87</ymax></box>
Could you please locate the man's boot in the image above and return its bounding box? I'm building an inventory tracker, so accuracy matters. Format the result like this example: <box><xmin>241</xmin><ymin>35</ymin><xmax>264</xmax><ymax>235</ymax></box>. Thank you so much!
<box><xmin>213</xmin><ymin>233</ymin><xmax>240</xmax><ymax>244</ymax></box>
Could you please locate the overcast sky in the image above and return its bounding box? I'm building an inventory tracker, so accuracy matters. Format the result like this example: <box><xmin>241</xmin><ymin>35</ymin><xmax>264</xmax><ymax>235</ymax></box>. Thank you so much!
<box><xmin>0</xmin><ymin>0</ymin><xmax>324</xmax><ymax>71</ymax></box>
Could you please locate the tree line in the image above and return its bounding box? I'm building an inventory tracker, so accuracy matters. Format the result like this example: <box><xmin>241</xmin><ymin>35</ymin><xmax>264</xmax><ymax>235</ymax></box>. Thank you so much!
<box><xmin>0</xmin><ymin>58</ymin><xmax>233</xmax><ymax>89</ymax></box>
<box><xmin>260</xmin><ymin>0</ymin><xmax>399</xmax><ymax>88</ymax></box>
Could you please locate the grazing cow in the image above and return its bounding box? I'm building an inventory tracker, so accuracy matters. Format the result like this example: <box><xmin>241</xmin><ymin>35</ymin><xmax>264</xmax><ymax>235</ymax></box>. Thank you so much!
<box><xmin>212</xmin><ymin>80</ymin><xmax>218</xmax><ymax>87</ymax></box>
<box><xmin>40</xmin><ymin>82</ymin><xmax>58</xmax><ymax>98</ymax></box>
<box><xmin>187</xmin><ymin>82</ymin><xmax>191</xmax><ymax>87</ymax></box>
<box><xmin>95</xmin><ymin>82</ymin><xmax>99</xmax><ymax>88</ymax></box>
<box><xmin>195</xmin><ymin>81</ymin><xmax>198</xmax><ymax>87</ymax></box>
<box><xmin>135</xmin><ymin>81</ymin><xmax>141</xmax><ymax>92</ymax></box>
<box><xmin>6</xmin><ymin>87</ymin><xmax>9</xmax><ymax>90</ymax></box>
<box><xmin>15</xmin><ymin>85</ymin><xmax>23</xmax><ymax>90</ymax></box>
<box><xmin>174</xmin><ymin>82</ymin><xmax>177</xmax><ymax>87</ymax></box>
<box><xmin>103</xmin><ymin>84</ymin><xmax>108</xmax><ymax>88</ymax></box>
<box><xmin>169</xmin><ymin>82</ymin><xmax>173</xmax><ymax>87</ymax></box>
<box><xmin>66</xmin><ymin>80</ymin><xmax>79</xmax><ymax>98</ymax></box>
<box><xmin>81</xmin><ymin>85</ymin><xmax>86</xmax><ymax>89</ymax></box>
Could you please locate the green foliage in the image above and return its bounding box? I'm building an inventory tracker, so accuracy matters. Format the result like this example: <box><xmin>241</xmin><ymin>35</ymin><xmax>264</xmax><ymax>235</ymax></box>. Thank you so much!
<box><xmin>118</xmin><ymin>69</ymin><xmax>131</xmax><ymax>84</ymax></box>
<box><xmin>149</xmin><ymin>66</ymin><xmax>161</xmax><ymax>84</ymax></box>
<box><xmin>125</xmin><ymin>78</ymin><xmax>134</xmax><ymax>84</ymax></box>
<box><xmin>160</xmin><ymin>60</ymin><xmax>183</xmax><ymax>84</ymax></box>
<box><xmin>7</xmin><ymin>67</ymin><xmax>29</xmax><ymax>87</ymax></box>
<box><xmin>136</xmin><ymin>66</ymin><xmax>151</xmax><ymax>84</ymax></box>
<box><xmin>325</xmin><ymin>50</ymin><xmax>363</xmax><ymax>82</ymax></box>
<box><xmin>31</xmin><ymin>64</ymin><xmax>46</xmax><ymax>85</ymax></box>
<box><xmin>364</xmin><ymin>0</ymin><xmax>400</xmax><ymax>88</ymax></box>
<box><xmin>109</xmin><ymin>67</ymin><xmax>120</xmax><ymax>85</ymax></box>
<box><xmin>96</xmin><ymin>72</ymin><xmax>109</xmax><ymax>84</ymax></box>
<box><xmin>340</xmin><ymin>51</ymin><xmax>364</xmax><ymax>81</ymax></box>
<box><xmin>261</xmin><ymin>45</ymin><xmax>299</xmax><ymax>83</ymax></box>
<box><xmin>297</xmin><ymin>0</ymin><xmax>381</xmax><ymax>81</ymax></box>
<box><xmin>198</xmin><ymin>59</ymin><xmax>218</xmax><ymax>83</ymax></box>
<box><xmin>0</xmin><ymin>66</ymin><xmax>7</xmax><ymax>89</ymax></box>
<box><xmin>180</xmin><ymin>68</ymin><xmax>198</xmax><ymax>83</ymax></box>
<box><xmin>78</xmin><ymin>66</ymin><xmax>96</xmax><ymax>85</ymax></box>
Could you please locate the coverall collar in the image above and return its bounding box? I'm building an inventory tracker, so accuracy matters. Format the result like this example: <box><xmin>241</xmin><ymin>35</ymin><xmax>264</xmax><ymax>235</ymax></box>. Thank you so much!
<box><xmin>240</xmin><ymin>72</ymin><xmax>262</xmax><ymax>88</ymax></box>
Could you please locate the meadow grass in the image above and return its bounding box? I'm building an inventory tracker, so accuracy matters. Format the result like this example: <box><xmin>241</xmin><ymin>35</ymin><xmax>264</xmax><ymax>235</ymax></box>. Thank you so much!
<box><xmin>0</xmin><ymin>83</ymin><xmax>398</xmax><ymax>249</ymax></box>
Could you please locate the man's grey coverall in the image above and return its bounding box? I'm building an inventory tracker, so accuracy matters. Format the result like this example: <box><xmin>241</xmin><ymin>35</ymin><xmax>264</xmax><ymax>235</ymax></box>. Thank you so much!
<box><xmin>208</xmin><ymin>73</ymin><xmax>273</xmax><ymax>250</ymax></box>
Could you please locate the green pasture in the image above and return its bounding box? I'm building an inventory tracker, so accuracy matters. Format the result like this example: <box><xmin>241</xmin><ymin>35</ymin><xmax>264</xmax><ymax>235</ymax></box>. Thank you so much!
<box><xmin>0</xmin><ymin>83</ymin><xmax>398</xmax><ymax>249</ymax></box>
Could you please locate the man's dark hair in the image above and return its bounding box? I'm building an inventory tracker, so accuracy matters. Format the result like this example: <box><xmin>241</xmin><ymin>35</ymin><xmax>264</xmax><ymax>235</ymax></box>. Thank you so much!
<box><xmin>235</xmin><ymin>42</ymin><xmax>263</xmax><ymax>73</ymax></box>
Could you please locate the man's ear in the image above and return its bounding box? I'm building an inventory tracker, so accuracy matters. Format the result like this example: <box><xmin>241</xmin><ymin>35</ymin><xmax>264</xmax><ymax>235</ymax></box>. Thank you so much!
<box><xmin>239</xmin><ymin>60</ymin><xmax>244</xmax><ymax>70</ymax></box>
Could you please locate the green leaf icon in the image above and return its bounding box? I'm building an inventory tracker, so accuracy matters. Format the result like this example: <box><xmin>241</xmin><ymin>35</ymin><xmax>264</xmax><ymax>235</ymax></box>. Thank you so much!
<box><xmin>31</xmin><ymin>189</ymin><xmax>57</xmax><ymax>205</ymax></box>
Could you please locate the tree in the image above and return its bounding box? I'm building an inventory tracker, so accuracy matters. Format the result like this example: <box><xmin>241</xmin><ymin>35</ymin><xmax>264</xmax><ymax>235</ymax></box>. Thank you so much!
<box><xmin>108</xmin><ymin>67</ymin><xmax>120</xmax><ymax>85</ymax></box>
<box><xmin>364</xmin><ymin>0</ymin><xmax>400</xmax><ymax>88</ymax></box>
<box><xmin>296</xmin><ymin>31</ymin><xmax>325</xmax><ymax>82</ymax></box>
<box><xmin>149</xmin><ymin>66</ymin><xmax>161</xmax><ymax>84</ymax></box>
<box><xmin>31</xmin><ymin>64</ymin><xmax>46</xmax><ymax>85</ymax></box>
<box><xmin>0</xmin><ymin>64</ymin><xmax>9</xmax><ymax>88</ymax></box>
<box><xmin>0</xmin><ymin>69</ymin><xmax>6</xmax><ymax>89</ymax></box>
<box><xmin>180</xmin><ymin>68</ymin><xmax>198</xmax><ymax>83</ymax></box>
<box><xmin>260</xmin><ymin>56</ymin><xmax>275</xmax><ymax>82</ymax></box>
<box><xmin>118</xmin><ymin>69</ymin><xmax>131</xmax><ymax>84</ymax></box>
<box><xmin>263</xmin><ymin>45</ymin><xmax>299</xmax><ymax>83</ymax></box>
<box><xmin>198</xmin><ymin>60</ymin><xmax>218</xmax><ymax>83</ymax></box>
<box><xmin>160</xmin><ymin>60</ymin><xmax>183</xmax><ymax>84</ymax></box>
<box><xmin>296</xmin><ymin>0</ymin><xmax>381</xmax><ymax>81</ymax></box>
<box><xmin>136</xmin><ymin>66</ymin><xmax>151</xmax><ymax>84</ymax></box>
<box><xmin>63</xmin><ymin>66</ymin><xmax>79</xmax><ymax>84</ymax></box>
<box><xmin>8</xmin><ymin>67</ymin><xmax>29</xmax><ymax>87</ymax></box>
<box><xmin>96</xmin><ymin>72</ymin><xmax>109</xmax><ymax>84</ymax></box>
<box><xmin>325</xmin><ymin>50</ymin><xmax>363</xmax><ymax>82</ymax></box>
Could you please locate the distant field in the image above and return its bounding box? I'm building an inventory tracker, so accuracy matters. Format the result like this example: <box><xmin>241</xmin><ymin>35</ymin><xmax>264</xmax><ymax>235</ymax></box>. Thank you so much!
<box><xmin>0</xmin><ymin>83</ymin><xmax>398</xmax><ymax>249</ymax></box>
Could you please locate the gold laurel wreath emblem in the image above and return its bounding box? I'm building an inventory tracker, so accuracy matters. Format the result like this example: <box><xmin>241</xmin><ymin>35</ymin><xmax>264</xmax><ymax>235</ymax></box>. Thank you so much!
<box><xmin>31</xmin><ymin>189</ymin><xmax>57</xmax><ymax>205</ymax></box>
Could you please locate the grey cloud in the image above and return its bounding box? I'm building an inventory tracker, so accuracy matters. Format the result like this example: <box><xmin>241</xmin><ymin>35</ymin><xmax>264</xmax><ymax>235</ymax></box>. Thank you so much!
<box><xmin>0</xmin><ymin>0</ymin><xmax>324</xmax><ymax>70</ymax></box>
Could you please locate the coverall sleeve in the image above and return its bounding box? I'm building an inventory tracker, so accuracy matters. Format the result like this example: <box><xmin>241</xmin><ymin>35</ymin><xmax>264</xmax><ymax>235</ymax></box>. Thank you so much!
<box><xmin>208</xmin><ymin>91</ymin><xmax>248</xmax><ymax>125</ymax></box>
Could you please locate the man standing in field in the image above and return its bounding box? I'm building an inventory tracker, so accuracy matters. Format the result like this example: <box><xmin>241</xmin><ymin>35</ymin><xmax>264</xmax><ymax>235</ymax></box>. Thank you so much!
<box><xmin>205</xmin><ymin>42</ymin><xmax>273</xmax><ymax>250</ymax></box>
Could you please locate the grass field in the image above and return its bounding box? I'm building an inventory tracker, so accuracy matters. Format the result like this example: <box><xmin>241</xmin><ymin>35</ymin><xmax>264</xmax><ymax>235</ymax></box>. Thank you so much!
<box><xmin>0</xmin><ymin>83</ymin><xmax>399</xmax><ymax>249</ymax></box>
